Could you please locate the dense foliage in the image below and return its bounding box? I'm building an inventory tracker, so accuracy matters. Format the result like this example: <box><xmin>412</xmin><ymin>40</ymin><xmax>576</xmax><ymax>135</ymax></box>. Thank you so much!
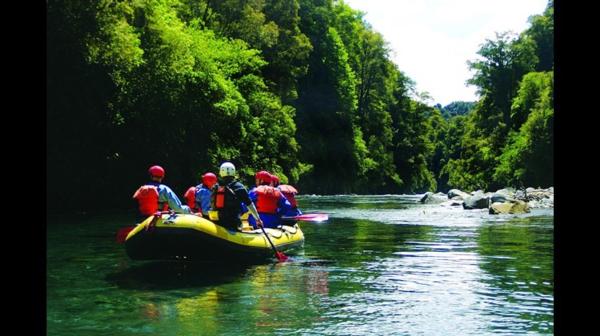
<box><xmin>47</xmin><ymin>0</ymin><xmax>553</xmax><ymax>213</ymax></box>
<box><xmin>441</xmin><ymin>1</ymin><xmax>554</xmax><ymax>191</ymax></box>
<box><xmin>436</xmin><ymin>101</ymin><xmax>476</xmax><ymax>119</ymax></box>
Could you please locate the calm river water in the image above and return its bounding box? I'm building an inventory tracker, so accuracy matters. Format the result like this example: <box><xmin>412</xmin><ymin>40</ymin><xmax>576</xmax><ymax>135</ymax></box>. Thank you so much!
<box><xmin>47</xmin><ymin>195</ymin><xmax>553</xmax><ymax>335</ymax></box>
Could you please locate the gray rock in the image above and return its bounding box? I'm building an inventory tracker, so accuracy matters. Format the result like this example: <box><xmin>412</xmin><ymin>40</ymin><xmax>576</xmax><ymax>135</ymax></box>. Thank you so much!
<box><xmin>490</xmin><ymin>191</ymin><xmax>517</xmax><ymax>203</ymax></box>
<box><xmin>495</xmin><ymin>188</ymin><xmax>516</xmax><ymax>197</ymax></box>
<box><xmin>420</xmin><ymin>192</ymin><xmax>447</xmax><ymax>204</ymax></box>
<box><xmin>441</xmin><ymin>200</ymin><xmax>463</xmax><ymax>207</ymax></box>
<box><xmin>463</xmin><ymin>194</ymin><xmax>490</xmax><ymax>209</ymax></box>
<box><xmin>448</xmin><ymin>189</ymin><xmax>470</xmax><ymax>200</ymax></box>
<box><xmin>490</xmin><ymin>193</ymin><xmax>509</xmax><ymax>203</ymax></box>
<box><xmin>514</xmin><ymin>190</ymin><xmax>528</xmax><ymax>201</ymax></box>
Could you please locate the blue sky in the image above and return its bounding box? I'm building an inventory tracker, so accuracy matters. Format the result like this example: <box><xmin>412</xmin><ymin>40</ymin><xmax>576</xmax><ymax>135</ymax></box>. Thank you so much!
<box><xmin>343</xmin><ymin>0</ymin><xmax>549</xmax><ymax>106</ymax></box>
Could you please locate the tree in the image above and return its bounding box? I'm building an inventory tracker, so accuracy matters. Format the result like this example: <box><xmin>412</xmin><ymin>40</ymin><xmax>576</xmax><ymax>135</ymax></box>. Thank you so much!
<box><xmin>439</xmin><ymin>101</ymin><xmax>476</xmax><ymax>119</ymax></box>
<box><xmin>493</xmin><ymin>71</ymin><xmax>553</xmax><ymax>187</ymax></box>
<box><xmin>467</xmin><ymin>32</ymin><xmax>537</xmax><ymax>130</ymax></box>
<box><xmin>526</xmin><ymin>1</ymin><xmax>554</xmax><ymax>72</ymax></box>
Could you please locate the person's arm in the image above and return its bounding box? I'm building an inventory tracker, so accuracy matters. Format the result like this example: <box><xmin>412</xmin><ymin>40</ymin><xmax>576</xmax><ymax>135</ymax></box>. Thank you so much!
<box><xmin>247</xmin><ymin>203</ymin><xmax>263</xmax><ymax>227</ymax></box>
<box><xmin>199</xmin><ymin>188</ymin><xmax>212</xmax><ymax>214</ymax></box>
<box><xmin>161</xmin><ymin>186</ymin><xmax>191</xmax><ymax>214</ymax></box>
<box><xmin>237</xmin><ymin>184</ymin><xmax>263</xmax><ymax>227</ymax></box>
<box><xmin>279</xmin><ymin>194</ymin><xmax>292</xmax><ymax>212</ymax></box>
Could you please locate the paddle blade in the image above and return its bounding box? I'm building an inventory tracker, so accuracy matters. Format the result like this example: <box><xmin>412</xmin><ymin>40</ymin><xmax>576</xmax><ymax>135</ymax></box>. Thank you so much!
<box><xmin>275</xmin><ymin>251</ymin><xmax>289</xmax><ymax>262</ymax></box>
<box><xmin>116</xmin><ymin>226</ymin><xmax>135</xmax><ymax>243</ymax></box>
<box><xmin>283</xmin><ymin>213</ymin><xmax>329</xmax><ymax>222</ymax></box>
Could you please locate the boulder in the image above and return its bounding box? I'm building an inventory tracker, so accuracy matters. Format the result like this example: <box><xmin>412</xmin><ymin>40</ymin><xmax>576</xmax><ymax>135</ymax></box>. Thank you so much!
<box><xmin>527</xmin><ymin>190</ymin><xmax>552</xmax><ymax>202</ymax></box>
<box><xmin>495</xmin><ymin>187</ymin><xmax>516</xmax><ymax>198</ymax></box>
<box><xmin>420</xmin><ymin>192</ymin><xmax>447</xmax><ymax>204</ymax></box>
<box><xmin>490</xmin><ymin>190</ymin><xmax>517</xmax><ymax>203</ymax></box>
<box><xmin>514</xmin><ymin>187</ymin><xmax>554</xmax><ymax>202</ymax></box>
<box><xmin>489</xmin><ymin>200</ymin><xmax>530</xmax><ymax>214</ymax></box>
<box><xmin>448</xmin><ymin>189</ymin><xmax>470</xmax><ymax>200</ymax></box>
<box><xmin>529</xmin><ymin>195</ymin><xmax>554</xmax><ymax>208</ymax></box>
<box><xmin>463</xmin><ymin>193</ymin><xmax>490</xmax><ymax>209</ymax></box>
<box><xmin>514</xmin><ymin>189</ymin><xmax>528</xmax><ymax>201</ymax></box>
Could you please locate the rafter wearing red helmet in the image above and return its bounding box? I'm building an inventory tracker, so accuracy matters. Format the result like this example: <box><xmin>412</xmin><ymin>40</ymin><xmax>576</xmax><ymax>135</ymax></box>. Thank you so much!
<box><xmin>132</xmin><ymin>165</ymin><xmax>191</xmax><ymax>221</ymax></box>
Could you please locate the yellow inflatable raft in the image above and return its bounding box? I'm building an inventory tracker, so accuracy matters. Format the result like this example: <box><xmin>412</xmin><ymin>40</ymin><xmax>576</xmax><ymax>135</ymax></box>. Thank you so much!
<box><xmin>124</xmin><ymin>213</ymin><xmax>304</xmax><ymax>262</ymax></box>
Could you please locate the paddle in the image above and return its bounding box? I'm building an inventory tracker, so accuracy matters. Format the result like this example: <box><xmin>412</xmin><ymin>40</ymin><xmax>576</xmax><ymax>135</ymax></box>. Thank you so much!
<box><xmin>282</xmin><ymin>213</ymin><xmax>329</xmax><ymax>222</ymax></box>
<box><xmin>259</xmin><ymin>226</ymin><xmax>288</xmax><ymax>262</ymax></box>
<box><xmin>116</xmin><ymin>226</ymin><xmax>135</xmax><ymax>243</ymax></box>
<box><xmin>115</xmin><ymin>211</ymin><xmax>172</xmax><ymax>243</ymax></box>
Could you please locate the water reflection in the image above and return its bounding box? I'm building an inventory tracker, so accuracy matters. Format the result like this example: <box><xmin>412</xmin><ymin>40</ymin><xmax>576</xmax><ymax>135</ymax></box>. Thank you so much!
<box><xmin>106</xmin><ymin>261</ymin><xmax>249</xmax><ymax>290</ymax></box>
<box><xmin>475</xmin><ymin>217</ymin><xmax>554</xmax><ymax>333</ymax></box>
<box><xmin>105</xmin><ymin>260</ymin><xmax>336</xmax><ymax>335</ymax></box>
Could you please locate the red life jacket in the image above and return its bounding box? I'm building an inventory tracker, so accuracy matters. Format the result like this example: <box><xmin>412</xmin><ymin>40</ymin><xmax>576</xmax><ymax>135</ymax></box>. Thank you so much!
<box><xmin>279</xmin><ymin>184</ymin><xmax>298</xmax><ymax>208</ymax></box>
<box><xmin>213</xmin><ymin>185</ymin><xmax>228</xmax><ymax>210</ymax></box>
<box><xmin>184</xmin><ymin>186</ymin><xmax>197</xmax><ymax>210</ymax></box>
<box><xmin>133</xmin><ymin>185</ymin><xmax>168</xmax><ymax>216</ymax></box>
<box><xmin>255</xmin><ymin>185</ymin><xmax>281</xmax><ymax>214</ymax></box>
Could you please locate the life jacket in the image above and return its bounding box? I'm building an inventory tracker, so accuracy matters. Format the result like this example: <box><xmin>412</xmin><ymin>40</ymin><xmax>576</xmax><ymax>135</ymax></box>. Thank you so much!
<box><xmin>183</xmin><ymin>186</ymin><xmax>198</xmax><ymax>211</ymax></box>
<box><xmin>212</xmin><ymin>183</ymin><xmax>237</xmax><ymax>211</ymax></box>
<box><xmin>255</xmin><ymin>185</ymin><xmax>281</xmax><ymax>214</ymax></box>
<box><xmin>279</xmin><ymin>184</ymin><xmax>298</xmax><ymax>208</ymax></box>
<box><xmin>133</xmin><ymin>184</ymin><xmax>168</xmax><ymax>216</ymax></box>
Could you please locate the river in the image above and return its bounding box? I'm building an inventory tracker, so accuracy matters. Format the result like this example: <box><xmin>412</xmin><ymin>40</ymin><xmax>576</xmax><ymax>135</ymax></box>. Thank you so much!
<box><xmin>47</xmin><ymin>194</ymin><xmax>553</xmax><ymax>335</ymax></box>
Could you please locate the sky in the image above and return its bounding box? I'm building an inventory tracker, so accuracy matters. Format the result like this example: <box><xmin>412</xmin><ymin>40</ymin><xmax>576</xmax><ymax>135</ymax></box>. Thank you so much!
<box><xmin>343</xmin><ymin>0</ymin><xmax>549</xmax><ymax>106</ymax></box>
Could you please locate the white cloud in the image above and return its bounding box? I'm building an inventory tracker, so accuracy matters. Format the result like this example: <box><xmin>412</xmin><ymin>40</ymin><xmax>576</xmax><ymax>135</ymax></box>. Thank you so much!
<box><xmin>343</xmin><ymin>0</ymin><xmax>548</xmax><ymax>106</ymax></box>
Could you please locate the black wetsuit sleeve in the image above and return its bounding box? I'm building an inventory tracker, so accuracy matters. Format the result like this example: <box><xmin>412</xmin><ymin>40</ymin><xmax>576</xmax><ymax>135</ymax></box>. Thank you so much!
<box><xmin>232</xmin><ymin>182</ymin><xmax>252</xmax><ymax>206</ymax></box>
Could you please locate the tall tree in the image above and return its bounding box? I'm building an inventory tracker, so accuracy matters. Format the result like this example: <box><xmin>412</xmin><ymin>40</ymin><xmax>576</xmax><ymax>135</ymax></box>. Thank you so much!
<box><xmin>493</xmin><ymin>71</ymin><xmax>553</xmax><ymax>187</ymax></box>
<box><xmin>389</xmin><ymin>75</ymin><xmax>436</xmax><ymax>193</ymax></box>
<box><xmin>332</xmin><ymin>1</ymin><xmax>401</xmax><ymax>190</ymax></box>
<box><xmin>467</xmin><ymin>32</ymin><xmax>537</xmax><ymax>130</ymax></box>
<box><xmin>263</xmin><ymin>0</ymin><xmax>312</xmax><ymax>104</ymax></box>
<box><xmin>526</xmin><ymin>1</ymin><xmax>554</xmax><ymax>72</ymax></box>
<box><xmin>295</xmin><ymin>0</ymin><xmax>364</xmax><ymax>193</ymax></box>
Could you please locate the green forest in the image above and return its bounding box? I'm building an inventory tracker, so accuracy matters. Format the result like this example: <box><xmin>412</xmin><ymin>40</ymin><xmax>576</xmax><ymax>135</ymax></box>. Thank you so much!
<box><xmin>47</xmin><ymin>0</ymin><xmax>553</xmax><ymax>214</ymax></box>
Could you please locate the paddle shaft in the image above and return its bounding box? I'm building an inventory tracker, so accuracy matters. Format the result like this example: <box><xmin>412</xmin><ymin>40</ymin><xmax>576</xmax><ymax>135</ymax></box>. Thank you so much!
<box><xmin>260</xmin><ymin>226</ymin><xmax>288</xmax><ymax>261</ymax></box>
<box><xmin>260</xmin><ymin>226</ymin><xmax>279</xmax><ymax>252</ymax></box>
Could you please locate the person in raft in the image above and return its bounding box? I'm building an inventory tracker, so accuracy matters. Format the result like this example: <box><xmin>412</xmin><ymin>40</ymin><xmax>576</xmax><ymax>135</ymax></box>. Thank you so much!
<box><xmin>184</xmin><ymin>172</ymin><xmax>218</xmax><ymax>216</ymax></box>
<box><xmin>270</xmin><ymin>174</ymin><xmax>302</xmax><ymax>225</ymax></box>
<box><xmin>248</xmin><ymin>171</ymin><xmax>292</xmax><ymax>229</ymax></box>
<box><xmin>210</xmin><ymin>162</ymin><xmax>263</xmax><ymax>231</ymax></box>
<box><xmin>132</xmin><ymin>165</ymin><xmax>191</xmax><ymax>221</ymax></box>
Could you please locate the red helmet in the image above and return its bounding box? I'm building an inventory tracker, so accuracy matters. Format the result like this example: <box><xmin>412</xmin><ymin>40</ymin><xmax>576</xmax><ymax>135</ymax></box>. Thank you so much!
<box><xmin>271</xmin><ymin>174</ymin><xmax>280</xmax><ymax>187</ymax></box>
<box><xmin>255</xmin><ymin>170</ymin><xmax>272</xmax><ymax>184</ymax></box>
<box><xmin>148</xmin><ymin>165</ymin><xmax>165</xmax><ymax>178</ymax></box>
<box><xmin>202</xmin><ymin>172</ymin><xmax>218</xmax><ymax>188</ymax></box>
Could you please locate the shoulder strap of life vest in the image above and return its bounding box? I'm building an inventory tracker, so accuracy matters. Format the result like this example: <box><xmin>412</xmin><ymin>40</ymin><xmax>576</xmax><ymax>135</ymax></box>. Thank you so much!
<box><xmin>213</xmin><ymin>182</ymin><xmax>237</xmax><ymax>210</ymax></box>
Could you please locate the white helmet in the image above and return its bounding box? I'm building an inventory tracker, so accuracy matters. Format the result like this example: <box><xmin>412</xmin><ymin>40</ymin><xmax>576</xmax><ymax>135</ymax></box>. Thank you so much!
<box><xmin>219</xmin><ymin>162</ymin><xmax>236</xmax><ymax>177</ymax></box>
